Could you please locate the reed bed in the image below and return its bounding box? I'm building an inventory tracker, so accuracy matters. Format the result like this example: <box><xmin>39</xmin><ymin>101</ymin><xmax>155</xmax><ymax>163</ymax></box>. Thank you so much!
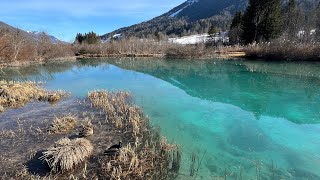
<box><xmin>88</xmin><ymin>90</ymin><xmax>146</xmax><ymax>137</ymax></box>
<box><xmin>47</xmin><ymin>114</ymin><xmax>77</xmax><ymax>134</ymax></box>
<box><xmin>244</xmin><ymin>40</ymin><xmax>320</xmax><ymax>61</ymax></box>
<box><xmin>0</xmin><ymin>80</ymin><xmax>66</xmax><ymax>112</ymax></box>
<box><xmin>40</xmin><ymin>137</ymin><xmax>93</xmax><ymax>172</ymax></box>
<box><xmin>88</xmin><ymin>90</ymin><xmax>181</xmax><ymax>179</ymax></box>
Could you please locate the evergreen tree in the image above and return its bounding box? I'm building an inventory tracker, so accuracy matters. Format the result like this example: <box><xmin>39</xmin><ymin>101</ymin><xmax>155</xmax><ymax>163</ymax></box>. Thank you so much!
<box><xmin>75</xmin><ymin>33</ymin><xmax>84</xmax><ymax>44</ymax></box>
<box><xmin>284</xmin><ymin>0</ymin><xmax>299</xmax><ymax>39</ymax></box>
<box><xmin>241</xmin><ymin>0</ymin><xmax>264</xmax><ymax>44</ymax></box>
<box><xmin>316</xmin><ymin>3</ymin><xmax>320</xmax><ymax>41</ymax></box>
<box><xmin>241</xmin><ymin>0</ymin><xmax>282</xmax><ymax>44</ymax></box>
<box><xmin>259</xmin><ymin>0</ymin><xmax>282</xmax><ymax>41</ymax></box>
<box><xmin>229</xmin><ymin>12</ymin><xmax>243</xmax><ymax>44</ymax></box>
<box><xmin>208</xmin><ymin>25</ymin><xmax>219</xmax><ymax>36</ymax></box>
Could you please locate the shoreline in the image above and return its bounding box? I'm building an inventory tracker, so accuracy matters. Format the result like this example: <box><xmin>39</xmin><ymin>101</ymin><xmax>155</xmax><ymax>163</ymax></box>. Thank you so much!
<box><xmin>0</xmin><ymin>52</ymin><xmax>247</xmax><ymax>68</ymax></box>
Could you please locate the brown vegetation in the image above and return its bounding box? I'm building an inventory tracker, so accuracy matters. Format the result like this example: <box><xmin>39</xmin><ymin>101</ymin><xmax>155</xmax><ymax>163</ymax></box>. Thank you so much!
<box><xmin>0</xmin><ymin>88</ymin><xmax>181</xmax><ymax>179</ymax></box>
<box><xmin>40</xmin><ymin>137</ymin><xmax>93</xmax><ymax>172</ymax></box>
<box><xmin>75</xmin><ymin>38</ymin><xmax>220</xmax><ymax>59</ymax></box>
<box><xmin>244</xmin><ymin>40</ymin><xmax>320</xmax><ymax>61</ymax></box>
<box><xmin>79</xmin><ymin>119</ymin><xmax>94</xmax><ymax>137</ymax></box>
<box><xmin>88</xmin><ymin>90</ymin><xmax>181</xmax><ymax>179</ymax></box>
<box><xmin>0</xmin><ymin>81</ymin><xmax>66</xmax><ymax>112</ymax></box>
<box><xmin>47</xmin><ymin>114</ymin><xmax>77</xmax><ymax>134</ymax></box>
<box><xmin>0</xmin><ymin>29</ymin><xmax>74</xmax><ymax>65</ymax></box>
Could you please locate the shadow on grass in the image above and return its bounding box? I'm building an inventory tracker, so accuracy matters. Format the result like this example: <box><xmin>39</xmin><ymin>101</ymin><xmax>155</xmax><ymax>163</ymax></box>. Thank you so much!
<box><xmin>26</xmin><ymin>150</ymin><xmax>50</xmax><ymax>176</ymax></box>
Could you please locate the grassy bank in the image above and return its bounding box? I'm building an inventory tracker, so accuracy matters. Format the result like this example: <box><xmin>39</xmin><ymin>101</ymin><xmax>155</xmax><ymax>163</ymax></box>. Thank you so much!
<box><xmin>0</xmin><ymin>82</ymin><xmax>181</xmax><ymax>179</ymax></box>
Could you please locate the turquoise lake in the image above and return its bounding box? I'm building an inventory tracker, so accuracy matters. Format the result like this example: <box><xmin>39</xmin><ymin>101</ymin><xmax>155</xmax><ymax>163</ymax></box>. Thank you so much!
<box><xmin>1</xmin><ymin>58</ymin><xmax>320</xmax><ymax>179</ymax></box>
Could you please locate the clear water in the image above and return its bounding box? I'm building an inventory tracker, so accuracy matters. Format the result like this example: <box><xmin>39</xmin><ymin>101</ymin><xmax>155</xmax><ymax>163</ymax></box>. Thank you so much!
<box><xmin>1</xmin><ymin>58</ymin><xmax>320</xmax><ymax>179</ymax></box>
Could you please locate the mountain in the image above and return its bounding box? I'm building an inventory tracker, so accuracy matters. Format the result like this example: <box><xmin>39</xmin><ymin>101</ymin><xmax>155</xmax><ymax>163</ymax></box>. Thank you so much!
<box><xmin>101</xmin><ymin>0</ymin><xmax>247</xmax><ymax>40</ymax></box>
<box><xmin>101</xmin><ymin>0</ymin><xmax>319</xmax><ymax>40</ymax></box>
<box><xmin>27</xmin><ymin>31</ymin><xmax>62</xmax><ymax>44</ymax></box>
<box><xmin>0</xmin><ymin>21</ymin><xmax>64</xmax><ymax>44</ymax></box>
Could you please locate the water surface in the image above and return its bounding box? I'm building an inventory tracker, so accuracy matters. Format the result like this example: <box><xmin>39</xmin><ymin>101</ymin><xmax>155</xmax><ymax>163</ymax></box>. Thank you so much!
<box><xmin>1</xmin><ymin>58</ymin><xmax>320</xmax><ymax>179</ymax></box>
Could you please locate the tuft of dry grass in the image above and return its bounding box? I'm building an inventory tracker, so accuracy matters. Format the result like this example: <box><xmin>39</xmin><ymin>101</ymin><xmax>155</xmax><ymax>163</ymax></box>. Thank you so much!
<box><xmin>79</xmin><ymin>118</ymin><xmax>93</xmax><ymax>137</ymax></box>
<box><xmin>40</xmin><ymin>137</ymin><xmax>93</xmax><ymax>173</ymax></box>
<box><xmin>0</xmin><ymin>81</ymin><xmax>67</xmax><ymax>112</ymax></box>
<box><xmin>0</xmin><ymin>129</ymin><xmax>16</xmax><ymax>139</ymax></box>
<box><xmin>47</xmin><ymin>114</ymin><xmax>77</xmax><ymax>134</ymax></box>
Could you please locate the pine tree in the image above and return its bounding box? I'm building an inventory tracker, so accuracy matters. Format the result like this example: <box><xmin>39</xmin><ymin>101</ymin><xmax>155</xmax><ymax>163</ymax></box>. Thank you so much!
<box><xmin>75</xmin><ymin>33</ymin><xmax>84</xmax><ymax>44</ymax></box>
<box><xmin>284</xmin><ymin>0</ymin><xmax>298</xmax><ymax>39</ymax></box>
<box><xmin>241</xmin><ymin>0</ymin><xmax>282</xmax><ymax>44</ymax></box>
<box><xmin>241</xmin><ymin>0</ymin><xmax>264</xmax><ymax>44</ymax></box>
<box><xmin>208</xmin><ymin>25</ymin><xmax>219</xmax><ymax>36</ymax></box>
<box><xmin>259</xmin><ymin>0</ymin><xmax>282</xmax><ymax>41</ymax></box>
<box><xmin>229</xmin><ymin>12</ymin><xmax>243</xmax><ymax>44</ymax></box>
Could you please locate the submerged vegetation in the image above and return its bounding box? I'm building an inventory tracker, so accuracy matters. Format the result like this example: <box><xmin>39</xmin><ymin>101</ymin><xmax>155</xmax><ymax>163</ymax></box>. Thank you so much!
<box><xmin>0</xmin><ymin>80</ymin><xmax>66</xmax><ymax>112</ymax></box>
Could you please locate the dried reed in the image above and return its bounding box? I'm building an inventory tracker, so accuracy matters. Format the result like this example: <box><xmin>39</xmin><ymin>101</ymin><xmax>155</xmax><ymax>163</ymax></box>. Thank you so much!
<box><xmin>0</xmin><ymin>81</ymin><xmax>66</xmax><ymax>112</ymax></box>
<box><xmin>40</xmin><ymin>137</ymin><xmax>93</xmax><ymax>172</ymax></box>
<box><xmin>47</xmin><ymin>114</ymin><xmax>77</xmax><ymax>134</ymax></box>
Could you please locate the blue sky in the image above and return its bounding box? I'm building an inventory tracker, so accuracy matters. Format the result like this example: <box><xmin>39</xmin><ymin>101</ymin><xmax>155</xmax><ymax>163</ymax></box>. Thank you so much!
<box><xmin>0</xmin><ymin>0</ymin><xmax>184</xmax><ymax>42</ymax></box>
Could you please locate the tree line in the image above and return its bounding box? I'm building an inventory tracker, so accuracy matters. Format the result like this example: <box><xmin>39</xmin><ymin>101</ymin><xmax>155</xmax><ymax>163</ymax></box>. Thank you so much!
<box><xmin>229</xmin><ymin>0</ymin><xmax>320</xmax><ymax>44</ymax></box>
<box><xmin>75</xmin><ymin>32</ymin><xmax>101</xmax><ymax>44</ymax></box>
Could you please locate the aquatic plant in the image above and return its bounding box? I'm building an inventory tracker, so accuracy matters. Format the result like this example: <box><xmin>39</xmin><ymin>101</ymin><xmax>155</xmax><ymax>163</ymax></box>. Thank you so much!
<box><xmin>40</xmin><ymin>137</ymin><xmax>93</xmax><ymax>172</ymax></box>
<box><xmin>0</xmin><ymin>80</ymin><xmax>66</xmax><ymax>112</ymax></box>
<box><xmin>47</xmin><ymin>114</ymin><xmax>77</xmax><ymax>134</ymax></box>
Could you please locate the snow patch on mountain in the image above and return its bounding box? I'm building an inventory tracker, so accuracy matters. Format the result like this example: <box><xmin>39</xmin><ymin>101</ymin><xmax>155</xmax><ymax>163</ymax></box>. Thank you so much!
<box><xmin>170</xmin><ymin>0</ymin><xmax>199</xmax><ymax>17</ymax></box>
<box><xmin>27</xmin><ymin>31</ymin><xmax>62</xmax><ymax>44</ymax></box>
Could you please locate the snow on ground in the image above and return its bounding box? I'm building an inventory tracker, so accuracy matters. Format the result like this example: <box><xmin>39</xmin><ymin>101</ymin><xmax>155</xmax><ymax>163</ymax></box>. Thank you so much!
<box><xmin>169</xmin><ymin>34</ymin><xmax>209</xmax><ymax>44</ymax></box>
<box><xmin>169</xmin><ymin>32</ymin><xmax>229</xmax><ymax>45</ymax></box>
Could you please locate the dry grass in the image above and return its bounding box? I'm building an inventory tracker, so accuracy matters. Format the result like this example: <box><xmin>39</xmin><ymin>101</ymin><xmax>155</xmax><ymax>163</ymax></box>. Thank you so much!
<box><xmin>0</xmin><ymin>129</ymin><xmax>16</xmax><ymax>139</ymax></box>
<box><xmin>47</xmin><ymin>114</ymin><xmax>77</xmax><ymax>134</ymax></box>
<box><xmin>40</xmin><ymin>137</ymin><xmax>93</xmax><ymax>172</ymax></box>
<box><xmin>79</xmin><ymin>118</ymin><xmax>93</xmax><ymax>137</ymax></box>
<box><xmin>0</xmin><ymin>81</ymin><xmax>67</xmax><ymax>112</ymax></box>
<box><xmin>102</xmin><ymin>136</ymin><xmax>181</xmax><ymax>179</ymax></box>
<box><xmin>244</xmin><ymin>40</ymin><xmax>320</xmax><ymax>61</ymax></box>
<box><xmin>88</xmin><ymin>90</ymin><xmax>147</xmax><ymax>137</ymax></box>
<box><xmin>88</xmin><ymin>90</ymin><xmax>181</xmax><ymax>179</ymax></box>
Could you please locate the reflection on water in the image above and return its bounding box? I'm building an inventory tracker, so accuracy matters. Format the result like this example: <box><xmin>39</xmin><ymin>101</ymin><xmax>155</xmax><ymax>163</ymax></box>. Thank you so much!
<box><xmin>1</xmin><ymin>58</ymin><xmax>320</xmax><ymax>179</ymax></box>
